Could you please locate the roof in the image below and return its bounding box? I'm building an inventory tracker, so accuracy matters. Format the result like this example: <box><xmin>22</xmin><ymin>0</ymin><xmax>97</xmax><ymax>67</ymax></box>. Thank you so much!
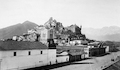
<box><xmin>57</xmin><ymin>46</ymin><xmax>85</xmax><ymax>56</ymax></box>
<box><xmin>89</xmin><ymin>42</ymin><xmax>100</xmax><ymax>45</ymax></box>
<box><xmin>88</xmin><ymin>44</ymin><xmax>98</xmax><ymax>47</ymax></box>
<box><xmin>0</xmin><ymin>40</ymin><xmax>48</xmax><ymax>51</ymax></box>
<box><xmin>69</xmin><ymin>52</ymin><xmax>82</xmax><ymax>56</ymax></box>
<box><xmin>57</xmin><ymin>49</ymin><xmax>84</xmax><ymax>56</ymax></box>
<box><xmin>57</xmin><ymin>45</ymin><xmax>88</xmax><ymax>49</ymax></box>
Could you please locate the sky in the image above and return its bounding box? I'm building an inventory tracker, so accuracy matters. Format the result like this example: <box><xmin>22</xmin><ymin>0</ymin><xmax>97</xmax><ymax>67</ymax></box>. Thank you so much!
<box><xmin>0</xmin><ymin>0</ymin><xmax>120</xmax><ymax>29</ymax></box>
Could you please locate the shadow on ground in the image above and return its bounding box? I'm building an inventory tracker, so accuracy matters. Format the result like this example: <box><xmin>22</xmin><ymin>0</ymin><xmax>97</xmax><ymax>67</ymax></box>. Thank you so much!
<box><xmin>103</xmin><ymin>60</ymin><xmax>120</xmax><ymax>70</ymax></box>
<box><xmin>25</xmin><ymin>58</ymin><xmax>93</xmax><ymax>70</ymax></box>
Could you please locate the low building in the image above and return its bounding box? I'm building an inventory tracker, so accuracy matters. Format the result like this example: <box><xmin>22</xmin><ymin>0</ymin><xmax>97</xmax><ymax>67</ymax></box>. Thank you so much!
<box><xmin>84</xmin><ymin>46</ymin><xmax>106</xmax><ymax>57</ymax></box>
<box><xmin>0</xmin><ymin>40</ymin><xmax>57</xmax><ymax>70</ymax></box>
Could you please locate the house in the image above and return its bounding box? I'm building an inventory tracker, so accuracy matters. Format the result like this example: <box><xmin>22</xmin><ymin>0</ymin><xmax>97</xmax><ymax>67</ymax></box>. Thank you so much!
<box><xmin>67</xmin><ymin>24</ymin><xmax>82</xmax><ymax>35</ymax></box>
<box><xmin>0</xmin><ymin>40</ymin><xmax>57</xmax><ymax>70</ymax></box>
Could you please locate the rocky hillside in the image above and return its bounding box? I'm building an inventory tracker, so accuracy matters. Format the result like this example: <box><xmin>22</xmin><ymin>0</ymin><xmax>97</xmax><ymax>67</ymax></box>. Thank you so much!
<box><xmin>0</xmin><ymin>21</ymin><xmax>38</xmax><ymax>39</ymax></box>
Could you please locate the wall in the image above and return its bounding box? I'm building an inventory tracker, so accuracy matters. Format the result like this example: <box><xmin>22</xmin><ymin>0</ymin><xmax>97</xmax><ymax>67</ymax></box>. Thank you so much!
<box><xmin>89</xmin><ymin>47</ymin><xmax>106</xmax><ymax>57</ymax></box>
<box><xmin>39</xmin><ymin>28</ymin><xmax>48</xmax><ymax>44</ymax></box>
<box><xmin>47</xmin><ymin>49</ymin><xmax>56</xmax><ymax>65</ymax></box>
<box><xmin>0</xmin><ymin>49</ymin><xmax>56</xmax><ymax>70</ymax></box>
<box><xmin>84</xmin><ymin>48</ymin><xmax>89</xmax><ymax>58</ymax></box>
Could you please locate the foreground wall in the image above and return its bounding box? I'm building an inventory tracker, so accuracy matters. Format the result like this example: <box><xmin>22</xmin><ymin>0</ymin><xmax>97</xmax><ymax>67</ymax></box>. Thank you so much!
<box><xmin>0</xmin><ymin>49</ymin><xmax>56</xmax><ymax>70</ymax></box>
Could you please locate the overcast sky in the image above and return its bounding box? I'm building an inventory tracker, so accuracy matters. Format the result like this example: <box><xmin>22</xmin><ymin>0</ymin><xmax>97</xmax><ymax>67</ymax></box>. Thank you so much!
<box><xmin>0</xmin><ymin>0</ymin><xmax>120</xmax><ymax>29</ymax></box>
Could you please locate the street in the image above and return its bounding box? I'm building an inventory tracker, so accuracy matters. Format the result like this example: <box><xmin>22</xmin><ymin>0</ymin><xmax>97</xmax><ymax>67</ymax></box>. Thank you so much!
<box><xmin>51</xmin><ymin>52</ymin><xmax>120</xmax><ymax>70</ymax></box>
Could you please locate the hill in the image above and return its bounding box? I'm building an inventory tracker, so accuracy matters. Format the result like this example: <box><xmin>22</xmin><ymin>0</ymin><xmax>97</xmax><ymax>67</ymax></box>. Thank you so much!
<box><xmin>82</xmin><ymin>26</ymin><xmax>120</xmax><ymax>42</ymax></box>
<box><xmin>0</xmin><ymin>21</ymin><xmax>38</xmax><ymax>39</ymax></box>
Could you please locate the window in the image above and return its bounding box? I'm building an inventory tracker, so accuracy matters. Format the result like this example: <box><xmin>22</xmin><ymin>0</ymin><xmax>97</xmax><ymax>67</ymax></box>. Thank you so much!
<box><xmin>28</xmin><ymin>51</ymin><xmax>31</xmax><ymax>55</ymax></box>
<box><xmin>41</xmin><ymin>51</ymin><xmax>43</xmax><ymax>54</ymax></box>
<box><xmin>13</xmin><ymin>52</ymin><xmax>16</xmax><ymax>56</ymax></box>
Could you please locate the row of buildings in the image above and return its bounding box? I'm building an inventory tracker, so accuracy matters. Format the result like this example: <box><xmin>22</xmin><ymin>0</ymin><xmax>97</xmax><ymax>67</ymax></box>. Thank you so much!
<box><xmin>12</xmin><ymin>17</ymin><xmax>88</xmax><ymax>46</ymax></box>
<box><xmin>11</xmin><ymin>17</ymin><xmax>109</xmax><ymax>57</ymax></box>
<box><xmin>0</xmin><ymin>17</ymin><xmax>111</xmax><ymax>70</ymax></box>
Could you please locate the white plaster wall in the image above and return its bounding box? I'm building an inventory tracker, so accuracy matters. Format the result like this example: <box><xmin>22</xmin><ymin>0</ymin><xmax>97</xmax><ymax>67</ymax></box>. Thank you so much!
<box><xmin>84</xmin><ymin>48</ymin><xmax>89</xmax><ymax>58</ymax></box>
<box><xmin>40</xmin><ymin>29</ymin><xmax>48</xmax><ymax>40</ymax></box>
<box><xmin>1</xmin><ymin>50</ymin><xmax>48</xmax><ymax>58</ymax></box>
<box><xmin>56</xmin><ymin>56</ymin><xmax>69</xmax><ymax>63</ymax></box>
<box><xmin>47</xmin><ymin>49</ymin><xmax>56</xmax><ymax>65</ymax></box>
<box><xmin>0</xmin><ymin>49</ymin><xmax>58</xmax><ymax>70</ymax></box>
<box><xmin>1</xmin><ymin>54</ymin><xmax>48</xmax><ymax>70</ymax></box>
<box><xmin>40</xmin><ymin>29</ymin><xmax>49</xmax><ymax>44</ymax></box>
<box><xmin>0</xmin><ymin>49</ymin><xmax>50</xmax><ymax>70</ymax></box>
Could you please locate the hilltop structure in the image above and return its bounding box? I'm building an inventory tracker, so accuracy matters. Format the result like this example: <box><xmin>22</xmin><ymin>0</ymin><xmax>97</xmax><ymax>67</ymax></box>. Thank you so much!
<box><xmin>43</xmin><ymin>17</ymin><xmax>87</xmax><ymax>45</ymax></box>
<box><xmin>12</xmin><ymin>17</ymin><xmax>87</xmax><ymax>45</ymax></box>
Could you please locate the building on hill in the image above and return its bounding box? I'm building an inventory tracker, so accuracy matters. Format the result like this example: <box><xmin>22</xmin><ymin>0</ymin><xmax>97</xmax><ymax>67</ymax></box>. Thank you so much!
<box><xmin>62</xmin><ymin>24</ymin><xmax>87</xmax><ymax>45</ymax></box>
<box><xmin>43</xmin><ymin>18</ymin><xmax>87</xmax><ymax>45</ymax></box>
<box><xmin>12</xmin><ymin>24</ymin><xmax>55</xmax><ymax>44</ymax></box>
<box><xmin>44</xmin><ymin>17</ymin><xmax>57</xmax><ymax>29</ymax></box>
<box><xmin>12</xmin><ymin>17</ymin><xmax>87</xmax><ymax>46</ymax></box>
<box><xmin>67</xmin><ymin>24</ymin><xmax>82</xmax><ymax>35</ymax></box>
<box><xmin>68</xmin><ymin>34</ymin><xmax>86</xmax><ymax>40</ymax></box>
<box><xmin>66</xmin><ymin>24</ymin><xmax>86</xmax><ymax>40</ymax></box>
<box><xmin>44</xmin><ymin>17</ymin><xmax>64</xmax><ymax>34</ymax></box>
<box><xmin>35</xmin><ymin>26</ymin><xmax>54</xmax><ymax>44</ymax></box>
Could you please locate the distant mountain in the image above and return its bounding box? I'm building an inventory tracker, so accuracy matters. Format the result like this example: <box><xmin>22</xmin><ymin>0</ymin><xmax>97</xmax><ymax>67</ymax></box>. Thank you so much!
<box><xmin>0</xmin><ymin>21</ymin><xmax>38</xmax><ymax>39</ymax></box>
<box><xmin>82</xmin><ymin>26</ymin><xmax>120</xmax><ymax>41</ymax></box>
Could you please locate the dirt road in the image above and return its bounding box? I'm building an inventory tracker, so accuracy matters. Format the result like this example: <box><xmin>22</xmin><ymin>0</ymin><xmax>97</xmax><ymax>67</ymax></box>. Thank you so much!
<box><xmin>27</xmin><ymin>51</ymin><xmax>120</xmax><ymax>70</ymax></box>
<box><xmin>51</xmin><ymin>52</ymin><xmax>120</xmax><ymax>70</ymax></box>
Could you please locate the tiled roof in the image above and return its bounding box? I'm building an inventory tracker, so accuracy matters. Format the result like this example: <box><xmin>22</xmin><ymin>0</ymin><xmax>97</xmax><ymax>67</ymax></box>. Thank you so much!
<box><xmin>57</xmin><ymin>46</ymin><xmax>85</xmax><ymax>56</ymax></box>
<box><xmin>57</xmin><ymin>45</ymin><xmax>88</xmax><ymax>49</ymax></box>
<box><xmin>69</xmin><ymin>52</ymin><xmax>82</xmax><ymax>56</ymax></box>
<box><xmin>0</xmin><ymin>40</ymin><xmax>48</xmax><ymax>51</ymax></box>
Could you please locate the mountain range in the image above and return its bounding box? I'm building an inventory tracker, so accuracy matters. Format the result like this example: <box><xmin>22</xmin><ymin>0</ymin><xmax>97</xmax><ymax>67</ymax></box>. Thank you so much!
<box><xmin>0</xmin><ymin>21</ymin><xmax>120</xmax><ymax>42</ymax></box>
<box><xmin>82</xmin><ymin>26</ymin><xmax>120</xmax><ymax>41</ymax></box>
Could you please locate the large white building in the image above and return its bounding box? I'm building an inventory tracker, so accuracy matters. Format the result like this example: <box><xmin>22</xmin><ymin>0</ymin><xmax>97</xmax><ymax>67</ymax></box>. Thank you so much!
<box><xmin>0</xmin><ymin>40</ymin><xmax>59</xmax><ymax>70</ymax></box>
